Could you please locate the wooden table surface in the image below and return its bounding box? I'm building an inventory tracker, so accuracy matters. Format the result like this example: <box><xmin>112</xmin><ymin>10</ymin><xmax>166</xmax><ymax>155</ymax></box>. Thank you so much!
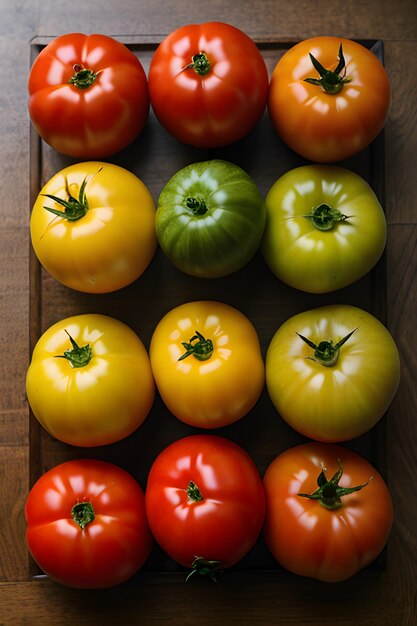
<box><xmin>1</xmin><ymin>1</ymin><xmax>416</xmax><ymax>624</ymax></box>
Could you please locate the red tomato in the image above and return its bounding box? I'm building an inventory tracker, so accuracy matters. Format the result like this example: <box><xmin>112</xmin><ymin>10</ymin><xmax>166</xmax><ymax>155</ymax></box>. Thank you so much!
<box><xmin>263</xmin><ymin>443</ymin><xmax>393</xmax><ymax>582</ymax></box>
<box><xmin>148</xmin><ymin>22</ymin><xmax>269</xmax><ymax>148</ymax></box>
<box><xmin>28</xmin><ymin>33</ymin><xmax>149</xmax><ymax>158</ymax></box>
<box><xmin>268</xmin><ymin>37</ymin><xmax>391</xmax><ymax>162</ymax></box>
<box><xmin>145</xmin><ymin>435</ymin><xmax>265</xmax><ymax>580</ymax></box>
<box><xmin>25</xmin><ymin>460</ymin><xmax>153</xmax><ymax>588</ymax></box>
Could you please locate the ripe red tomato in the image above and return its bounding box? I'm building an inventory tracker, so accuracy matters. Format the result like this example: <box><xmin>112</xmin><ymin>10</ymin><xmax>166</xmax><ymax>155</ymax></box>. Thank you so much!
<box><xmin>268</xmin><ymin>37</ymin><xmax>391</xmax><ymax>162</ymax></box>
<box><xmin>263</xmin><ymin>443</ymin><xmax>393</xmax><ymax>582</ymax></box>
<box><xmin>145</xmin><ymin>435</ymin><xmax>265</xmax><ymax>580</ymax></box>
<box><xmin>25</xmin><ymin>460</ymin><xmax>153</xmax><ymax>588</ymax></box>
<box><xmin>148</xmin><ymin>22</ymin><xmax>269</xmax><ymax>148</ymax></box>
<box><xmin>28</xmin><ymin>33</ymin><xmax>149</xmax><ymax>158</ymax></box>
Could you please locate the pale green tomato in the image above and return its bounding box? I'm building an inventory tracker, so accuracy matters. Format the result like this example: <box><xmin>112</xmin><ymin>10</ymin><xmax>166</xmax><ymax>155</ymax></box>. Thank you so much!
<box><xmin>262</xmin><ymin>165</ymin><xmax>387</xmax><ymax>293</ymax></box>
<box><xmin>266</xmin><ymin>305</ymin><xmax>400</xmax><ymax>442</ymax></box>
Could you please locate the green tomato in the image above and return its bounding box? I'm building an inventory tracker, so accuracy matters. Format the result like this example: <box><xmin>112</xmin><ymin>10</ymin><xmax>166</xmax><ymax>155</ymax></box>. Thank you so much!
<box><xmin>156</xmin><ymin>160</ymin><xmax>266</xmax><ymax>278</ymax></box>
<box><xmin>261</xmin><ymin>165</ymin><xmax>387</xmax><ymax>293</ymax></box>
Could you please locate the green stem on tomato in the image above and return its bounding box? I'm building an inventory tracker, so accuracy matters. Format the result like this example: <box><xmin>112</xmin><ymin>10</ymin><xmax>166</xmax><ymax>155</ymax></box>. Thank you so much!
<box><xmin>55</xmin><ymin>330</ymin><xmax>93</xmax><ymax>368</ymax></box>
<box><xmin>304</xmin><ymin>43</ymin><xmax>352</xmax><ymax>94</ymax></box>
<box><xmin>297</xmin><ymin>328</ymin><xmax>357</xmax><ymax>367</ymax></box>
<box><xmin>41</xmin><ymin>167</ymin><xmax>102</xmax><ymax>221</ymax></box>
<box><xmin>71</xmin><ymin>501</ymin><xmax>95</xmax><ymax>529</ymax></box>
<box><xmin>298</xmin><ymin>458</ymin><xmax>372</xmax><ymax>510</ymax></box>
<box><xmin>68</xmin><ymin>64</ymin><xmax>99</xmax><ymax>89</ymax></box>
<box><xmin>309</xmin><ymin>204</ymin><xmax>352</xmax><ymax>231</ymax></box>
<box><xmin>185</xmin><ymin>556</ymin><xmax>222</xmax><ymax>583</ymax></box>
<box><xmin>183</xmin><ymin>52</ymin><xmax>211</xmax><ymax>76</ymax></box>
<box><xmin>179</xmin><ymin>331</ymin><xmax>214</xmax><ymax>361</ymax></box>
<box><xmin>187</xmin><ymin>480</ymin><xmax>204</xmax><ymax>502</ymax></box>
<box><xmin>185</xmin><ymin>197</ymin><xmax>208</xmax><ymax>216</ymax></box>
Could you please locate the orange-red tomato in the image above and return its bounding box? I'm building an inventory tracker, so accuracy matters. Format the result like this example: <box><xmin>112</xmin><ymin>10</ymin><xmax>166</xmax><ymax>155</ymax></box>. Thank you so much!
<box><xmin>268</xmin><ymin>37</ymin><xmax>391</xmax><ymax>162</ymax></box>
<box><xmin>28</xmin><ymin>33</ymin><xmax>149</xmax><ymax>158</ymax></box>
<box><xmin>145</xmin><ymin>435</ymin><xmax>265</xmax><ymax>579</ymax></box>
<box><xmin>25</xmin><ymin>459</ymin><xmax>153</xmax><ymax>588</ymax></box>
<box><xmin>263</xmin><ymin>443</ymin><xmax>393</xmax><ymax>582</ymax></box>
<box><xmin>148</xmin><ymin>22</ymin><xmax>269</xmax><ymax>148</ymax></box>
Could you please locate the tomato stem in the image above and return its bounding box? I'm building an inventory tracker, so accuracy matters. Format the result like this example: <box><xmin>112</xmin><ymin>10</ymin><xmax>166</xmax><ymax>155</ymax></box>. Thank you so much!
<box><xmin>184</xmin><ymin>52</ymin><xmax>211</xmax><ymax>76</ymax></box>
<box><xmin>298</xmin><ymin>459</ymin><xmax>372</xmax><ymax>510</ymax></box>
<box><xmin>297</xmin><ymin>328</ymin><xmax>357</xmax><ymax>367</ymax></box>
<box><xmin>68</xmin><ymin>64</ymin><xmax>99</xmax><ymax>89</ymax></box>
<box><xmin>185</xmin><ymin>556</ymin><xmax>222</xmax><ymax>583</ymax></box>
<box><xmin>309</xmin><ymin>204</ymin><xmax>352</xmax><ymax>231</ymax></box>
<box><xmin>41</xmin><ymin>168</ymin><xmax>102</xmax><ymax>221</ymax></box>
<box><xmin>185</xmin><ymin>197</ymin><xmax>208</xmax><ymax>216</ymax></box>
<box><xmin>179</xmin><ymin>331</ymin><xmax>213</xmax><ymax>361</ymax></box>
<box><xmin>187</xmin><ymin>480</ymin><xmax>204</xmax><ymax>502</ymax></box>
<box><xmin>55</xmin><ymin>330</ymin><xmax>93</xmax><ymax>368</ymax></box>
<box><xmin>304</xmin><ymin>43</ymin><xmax>352</xmax><ymax>94</ymax></box>
<box><xmin>71</xmin><ymin>501</ymin><xmax>95</xmax><ymax>529</ymax></box>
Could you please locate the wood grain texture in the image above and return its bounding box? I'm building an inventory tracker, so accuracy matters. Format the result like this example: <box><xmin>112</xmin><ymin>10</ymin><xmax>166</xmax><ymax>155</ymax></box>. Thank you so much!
<box><xmin>385</xmin><ymin>43</ymin><xmax>417</xmax><ymax>225</ymax></box>
<box><xmin>0</xmin><ymin>0</ymin><xmax>416</xmax><ymax>623</ymax></box>
<box><xmin>34</xmin><ymin>0</ymin><xmax>417</xmax><ymax>41</ymax></box>
<box><xmin>0</xmin><ymin>571</ymin><xmax>409</xmax><ymax>626</ymax></box>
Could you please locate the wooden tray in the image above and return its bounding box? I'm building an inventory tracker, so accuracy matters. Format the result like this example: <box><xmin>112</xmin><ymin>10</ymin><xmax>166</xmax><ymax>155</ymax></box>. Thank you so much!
<box><xmin>28</xmin><ymin>37</ymin><xmax>388</xmax><ymax>581</ymax></box>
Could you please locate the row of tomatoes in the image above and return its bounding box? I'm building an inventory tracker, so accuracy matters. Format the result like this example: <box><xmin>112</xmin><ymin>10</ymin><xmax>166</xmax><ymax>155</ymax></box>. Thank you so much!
<box><xmin>25</xmin><ymin>438</ymin><xmax>394</xmax><ymax>588</ymax></box>
<box><xmin>26</xmin><ymin>303</ymin><xmax>400</xmax><ymax>446</ymax></box>
<box><xmin>28</xmin><ymin>27</ymin><xmax>390</xmax><ymax>162</ymax></box>
<box><xmin>25</xmin><ymin>24</ymin><xmax>397</xmax><ymax>590</ymax></box>
<box><xmin>31</xmin><ymin>159</ymin><xmax>388</xmax><ymax>295</ymax></box>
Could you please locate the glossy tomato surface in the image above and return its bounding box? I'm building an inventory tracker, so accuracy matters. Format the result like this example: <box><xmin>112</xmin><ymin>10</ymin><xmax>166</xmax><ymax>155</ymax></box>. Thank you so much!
<box><xmin>263</xmin><ymin>443</ymin><xmax>393</xmax><ymax>582</ymax></box>
<box><xmin>145</xmin><ymin>435</ymin><xmax>265</xmax><ymax>577</ymax></box>
<box><xmin>266</xmin><ymin>305</ymin><xmax>400</xmax><ymax>442</ymax></box>
<box><xmin>25</xmin><ymin>459</ymin><xmax>153</xmax><ymax>588</ymax></box>
<box><xmin>148</xmin><ymin>22</ymin><xmax>268</xmax><ymax>148</ymax></box>
<box><xmin>156</xmin><ymin>160</ymin><xmax>266</xmax><ymax>278</ymax></box>
<box><xmin>26</xmin><ymin>314</ymin><xmax>155</xmax><ymax>446</ymax></box>
<box><xmin>149</xmin><ymin>301</ymin><xmax>265</xmax><ymax>428</ymax></box>
<box><xmin>268</xmin><ymin>37</ymin><xmax>391</xmax><ymax>162</ymax></box>
<box><xmin>29</xmin><ymin>33</ymin><xmax>149</xmax><ymax>158</ymax></box>
<box><xmin>262</xmin><ymin>165</ymin><xmax>387</xmax><ymax>293</ymax></box>
<box><xmin>30</xmin><ymin>162</ymin><xmax>157</xmax><ymax>293</ymax></box>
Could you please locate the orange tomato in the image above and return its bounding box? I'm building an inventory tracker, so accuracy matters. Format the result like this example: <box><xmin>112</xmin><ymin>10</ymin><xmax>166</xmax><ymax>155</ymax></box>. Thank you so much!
<box><xmin>263</xmin><ymin>443</ymin><xmax>393</xmax><ymax>582</ymax></box>
<box><xmin>268</xmin><ymin>37</ymin><xmax>391</xmax><ymax>162</ymax></box>
<box><xmin>149</xmin><ymin>301</ymin><xmax>265</xmax><ymax>428</ymax></box>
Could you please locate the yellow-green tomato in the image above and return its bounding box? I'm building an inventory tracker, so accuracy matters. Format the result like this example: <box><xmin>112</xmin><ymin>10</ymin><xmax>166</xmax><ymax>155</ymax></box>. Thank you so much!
<box><xmin>30</xmin><ymin>162</ymin><xmax>157</xmax><ymax>293</ymax></box>
<box><xmin>266</xmin><ymin>305</ymin><xmax>400</xmax><ymax>442</ymax></box>
<box><xmin>262</xmin><ymin>166</ymin><xmax>387</xmax><ymax>293</ymax></box>
<box><xmin>26</xmin><ymin>314</ymin><xmax>155</xmax><ymax>446</ymax></box>
<box><xmin>150</xmin><ymin>301</ymin><xmax>265</xmax><ymax>428</ymax></box>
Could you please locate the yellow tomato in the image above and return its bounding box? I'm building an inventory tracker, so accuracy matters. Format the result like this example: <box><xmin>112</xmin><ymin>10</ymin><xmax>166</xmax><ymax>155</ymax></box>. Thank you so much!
<box><xmin>266</xmin><ymin>305</ymin><xmax>400</xmax><ymax>442</ymax></box>
<box><xmin>149</xmin><ymin>301</ymin><xmax>265</xmax><ymax>428</ymax></box>
<box><xmin>26</xmin><ymin>314</ymin><xmax>155</xmax><ymax>446</ymax></box>
<box><xmin>30</xmin><ymin>162</ymin><xmax>157</xmax><ymax>293</ymax></box>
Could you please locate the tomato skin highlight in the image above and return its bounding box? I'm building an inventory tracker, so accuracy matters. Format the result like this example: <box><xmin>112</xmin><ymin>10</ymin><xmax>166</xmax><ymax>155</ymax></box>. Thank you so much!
<box><xmin>145</xmin><ymin>435</ymin><xmax>266</xmax><ymax>573</ymax></box>
<box><xmin>266</xmin><ymin>304</ymin><xmax>400</xmax><ymax>442</ymax></box>
<box><xmin>149</xmin><ymin>301</ymin><xmax>265</xmax><ymax>428</ymax></box>
<box><xmin>263</xmin><ymin>442</ymin><xmax>393</xmax><ymax>582</ymax></box>
<box><xmin>268</xmin><ymin>37</ymin><xmax>391</xmax><ymax>162</ymax></box>
<box><xmin>26</xmin><ymin>314</ymin><xmax>155</xmax><ymax>447</ymax></box>
<box><xmin>25</xmin><ymin>459</ymin><xmax>153</xmax><ymax>589</ymax></box>
<box><xmin>148</xmin><ymin>22</ymin><xmax>269</xmax><ymax>148</ymax></box>
<box><xmin>262</xmin><ymin>165</ymin><xmax>387</xmax><ymax>293</ymax></box>
<box><xmin>30</xmin><ymin>161</ymin><xmax>157</xmax><ymax>294</ymax></box>
<box><xmin>28</xmin><ymin>33</ymin><xmax>149</xmax><ymax>158</ymax></box>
